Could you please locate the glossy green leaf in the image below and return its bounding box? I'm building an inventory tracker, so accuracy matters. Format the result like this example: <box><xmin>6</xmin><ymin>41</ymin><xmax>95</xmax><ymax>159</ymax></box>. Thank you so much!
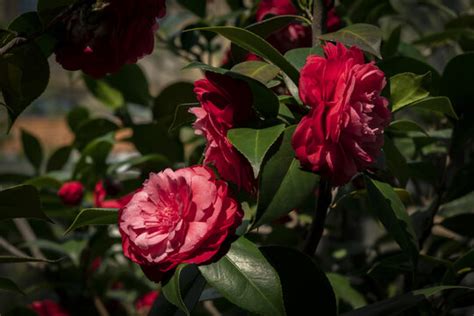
<box><xmin>162</xmin><ymin>264</ymin><xmax>192</xmax><ymax>315</ymax></box>
<box><xmin>24</xmin><ymin>176</ymin><xmax>62</xmax><ymax>190</ymax></box>
<box><xmin>74</xmin><ymin>118</ymin><xmax>118</xmax><ymax>150</ymax></box>
<box><xmin>388</xmin><ymin>120</ymin><xmax>429</xmax><ymax>136</ymax></box>
<box><xmin>0</xmin><ymin>41</ymin><xmax>50</xmax><ymax>128</ymax></box>
<box><xmin>46</xmin><ymin>146</ymin><xmax>72</xmax><ymax>172</ymax></box>
<box><xmin>246</xmin><ymin>15</ymin><xmax>310</xmax><ymax>38</ymax></box>
<box><xmin>150</xmin><ymin>265</ymin><xmax>206</xmax><ymax>316</ymax></box>
<box><xmin>0</xmin><ymin>277</ymin><xmax>24</xmax><ymax>295</ymax></box>
<box><xmin>261</xmin><ymin>246</ymin><xmax>337</xmax><ymax>315</ymax></box>
<box><xmin>169</xmin><ymin>103</ymin><xmax>198</xmax><ymax>133</ymax></box>
<box><xmin>383</xmin><ymin>136</ymin><xmax>409</xmax><ymax>187</ymax></box>
<box><xmin>83</xmin><ymin>75</ymin><xmax>124</xmax><ymax>109</ymax></box>
<box><xmin>0</xmin><ymin>184</ymin><xmax>49</xmax><ymax>221</ymax></box>
<box><xmin>191</xmin><ymin>26</ymin><xmax>300</xmax><ymax>84</ymax></box>
<box><xmin>67</xmin><ymin>106</ymin><xmax>90</xmax><ymax>133</ymax></box>
<box><xmin>0</xmin><ymin>255</ymin><xmax>59</xmax><ymax>264</ymax></box>
<box><xmin>439</xmin><ymin>192</ymin><xmax>474</xmax><ymax>217</ymax></box>
<box><xmin>408</xmin><ymin>97</ymin><xmax>458</xmax><ymax>119</ymax></box>
<box><xmin>65</xmin><ymin>208</ymin><xmax>118</xmax><ymax>235</ymax></box>
<box><xmin>199</xmin><ymin>237</ymin><xmax>286</xmax><ymax>316</ymax></box>
<box><xmin>108</xmin><ymin>154</ymin><xmax>170</xmax><ymax>175</ymax></box>
<box><xmin>73</xmin><ymin>135</ymin><xmax>114</xmax><ymax>183</ymax></box>
<box><xmin>390</xmin><ymin>72</ymin><xmax>430</xmax><ymax>112</ymax></box>
<box><xmin>133</xmin><ymin>123</ymin><xmax>183</xmax><ymax>162</ymax></box>
<box><xmin>327</xmin><ymin>273</ymin><xmax>367</xmax><ymax>309</ymax></box>
<box><xmin>21</xmin><ymin>129</ymin><xmax>43</xmax><ymax>172</ymax></box>
<box><xmin>227</xmin><ymin>124</ymin><xmax>285</xmax><ymax>177</ymax></box>
<box><xmin>231</xmin><ymin>61</ymin><xmax>280</xmax><ymax>84</ymax></box>
<box><xmin>256</xmin><ymin>126</ymin><xmax>319</xmax><ymax>227</ymax></box>
<box><xmin>364</xmin><ymin>176</ymin><xmax>419</xmax><ymax>264</ymax></box>
<box><xmin>319</xmin><ymin>24</ymin><xmax>382</xmax><ymax>59</ymax></box>
<box><xmin>103</xmin><ymin>64</ymin><xmax>151</xmax><ymax>106</ymax></box>
<box><xmin>153</xmin><ymin>82</ymin><xmax>196</xmax><ymax>122</ymax></box>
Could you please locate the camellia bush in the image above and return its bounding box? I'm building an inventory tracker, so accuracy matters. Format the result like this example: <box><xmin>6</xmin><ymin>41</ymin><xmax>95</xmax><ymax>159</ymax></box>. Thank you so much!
<box><xmin>1</xmin><ymin>0</ymin><xmax>474</xmax><ymax>315</ymax></box>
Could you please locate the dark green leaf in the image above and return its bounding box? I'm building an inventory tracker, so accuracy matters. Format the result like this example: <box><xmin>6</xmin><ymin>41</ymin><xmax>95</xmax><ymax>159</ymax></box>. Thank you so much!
<box><xmin>247</xmin><ymin>15</ymin><xmax>310</xmax><ymax>38</ymax></box>
<box><xmin>74</xmin><ymin>118</ymin><xmax>118</xmax><ymax>150</ymax></box>
<box><xmin>73</xmin><ymin>135</ymin><xmax>114</xmax><ymax>182</ymax></box>
<box><xmin>0</xmin><ymin>184</ymin><xmax>49</xmax><ymax>221</ymax></box>
<box><xmin>227</xmin><ymin>124</ymin><xmax>285</xmax><ymax>178</ymax></box>
<box><xmin>177</xmin><ymin>0</ymin><xmax>206</xmax><ymax>17</ymax></box>
<box><xmin>256</xmin><ymin>126</ymin><xmax>319</xmax><ymax>227</ymax></box>
<box><xmin>319</xmin><ymin>24</ymin><xmax>382</xmax><ymax>59</ymax></box>
<box><xmin>0</xmin><ymin>255</ymin><xmax>59</xmax><ymax>264</ymax></box>
<box><xmin>408</xmin><ymin>97</ymin><xmax>458</xmax><ymax>119</ymax></box>
<box><xmin>108</xmin><ymin>154</ymin><xmax>170</xmax><ymax>175</ymax></box>
<box><xmin>382</xmin><ymin>25</ymin><xmax>401</xmax><ymax>58</ymax></box>
<box><xmin>103</xmin><ymin>64</ymin><xmax>151</xmax><ymax>106</ymax></box>
<box><xmin>261</xmin><ymin>246</ymin><xmax>337</xmax><ymax>315</ymax></box>
<box><xmin>191</xmin><ymin>26</ymin><xmax>300</xmax><ymax>84</ymax></box>
<box><xmin>440</xmin><ymin>214</ymin><xmax>474</xmax><ymax>238</ymax></box>
<box><xmin>46</xmin><ymin>146</ymin><xmax>72</xmax><ymax>172</ymax></box>
<box><xmin>37</xmin><ymin>0</ymin><xmax>75</xmax><ymax>24</ymax></box>
<box><xmin>327</xmin><ymin>273</ymin><xmax>367</xmax><ymax>309</ymax></box>
<box><xmin>284</xmin><ymin>48</ymin><xmax>312</xmax><ymax>71</ymax></box>
<box><xmin>65</xmin><ymin>208</ymin><xmax>118</xmax><ymax>234</ymax></box>
<box><xmin>169</xmin><ymin>103</ymin><xmax>198</xmax><ymax>133</ymax></box>
<box><xmin>0</xmin><ymin>277</ymin><xmax>24</xmax><ymax>295</ymax></box>
<box><xmin>150</xmin><ymin>265</ymin><xmax>206</xmax><ymax>316</ymax></box>
<box><xmin>231</xmin><ymin>61</ymin><xmax>280</xmax><ymax>84</ymax></box>
<box><xmin>199</xmin><ymin>237</ymin><xmax>286</xmax><ymax>316</ymax></box>
<box><xmin>383</xmin><ymin>136</ymin><xmax>409</xmax><ymax>187</ymax></box>
<box><xmin>83</xmin><ymin>75</ymin><xmax>124</xmax><ymax>109</ymax></box>
<box><xmin>132</xmin><ymin>123</ymin><xmax>183</xmax><ymax>162</ymax></box>
<box><xmin>390</xmin><ymin>72</ymin><xmax>430</xmax><ymax>112</ymax></box>
<box><xmin>21</xmin><ymin>129</ymin><xmax>43</xmax><ymax>171</ymax></box>
<box><xmin>439</xmin><ymin>192</ymin><xmax>474</xmax><ymax>217</ymax></box>
<box><xmin>25</xmin><ymin>176</ymin><xmax>62</xmax><ymax>190</ymax></box>
<box><xmin>364</xmin><ymin>176</ymin><xmax>419</xmax><ymax>264</ymax></box>
<box><xmin>0</xmin><ymin>41</ymin><xmax>50</xmax><ymax>128</ymax></box>
<box><xmin>67</xmin><ymin>106</ymin><xmax>90</xmax><ymax>133</ymax></box>
<box><xmin>153</xmin><ymin>82</ymin><xmax>196</xmax><ymax>122</ymax></box>
<box><xmin>162</xmin><ymin>265</ymin><xmax>193</xmax><ymax>315</ymax></box>
<box><xmin>388</xmin><ymin>120</ymin><xmax>429</xmax><ymax>136</ymax></box>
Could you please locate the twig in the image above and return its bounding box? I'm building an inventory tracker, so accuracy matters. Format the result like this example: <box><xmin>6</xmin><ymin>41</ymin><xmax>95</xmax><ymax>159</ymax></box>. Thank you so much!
<box><xmin>93</xmin><ymin>296</ymin><xmax>110</xmax><ymax>316</ymax></box>
<box><xmin>0</xmin><ymin>237</ymin><xmax>42</xmax><ymax>268</ymax></box>
<box><xmin>303</xmin><ymin>179</ymin><xmax>332</xmax><ymax>255</ymax></box>
<box><xmin>13</xmin><ymin>219</ymin><xmax>46</xmax><ymax>260</ymax></box>
<box><xmin>312</xmin><ymin>0</ymin><xmax>324</xmax><ymax>45</ymax></box>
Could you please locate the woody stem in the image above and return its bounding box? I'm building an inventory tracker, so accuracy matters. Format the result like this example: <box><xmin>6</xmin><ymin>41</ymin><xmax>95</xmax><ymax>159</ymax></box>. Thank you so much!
<box><xmin>312</xmin><ymin>0</ymin><xmax>324</xmax><ymax>45</ymax></box>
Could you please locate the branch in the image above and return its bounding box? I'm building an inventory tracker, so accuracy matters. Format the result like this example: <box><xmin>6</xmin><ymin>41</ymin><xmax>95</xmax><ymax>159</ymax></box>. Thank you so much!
<box><xmin>303</xmin><ymin>179</ymin><xmax>332</xmax><ymax>255</ymax></box>
<box><xmin>312</xmin><ymin>0</ymin><xmax>324</xmax><ymax>45</ymax></box>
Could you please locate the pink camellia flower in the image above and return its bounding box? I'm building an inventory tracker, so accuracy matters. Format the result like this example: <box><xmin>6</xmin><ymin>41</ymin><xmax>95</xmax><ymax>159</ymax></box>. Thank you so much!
<box><xmin>118</xmin><ymin>166</ymin><xmax>243</xmax><ymax>282</ymax></box>
<box><xmin>293</xmin><ymin>43</ymin><xmax>391</xmax><ymax>186</ymax></box>
<box><xmin>55</xmin><ymin>0</ymin><xmax>166</xmax><ymax>78</ymax></box>
<box><xmin>58</xmin><ymin>181</ymin><xmax>84</xmax><ymax>206</ymax></box>
<box><xmin>190</xmin><ymin>72</ymin><xmax>256</xmax><ymax>193</ymax></box>
<box><xmin>30</xmin><ymin>300</ymin><xmax>69</xmax><ymax>316</ymax></box>
<box><xmin>135</xmin><ymin>291</ymin><xmax>159</xmax><ymax>315</ymax></box>
<box><xmin>94</xmin><ymin>181</ymin><xmax>134</xmax><ymax>209</ymax></box>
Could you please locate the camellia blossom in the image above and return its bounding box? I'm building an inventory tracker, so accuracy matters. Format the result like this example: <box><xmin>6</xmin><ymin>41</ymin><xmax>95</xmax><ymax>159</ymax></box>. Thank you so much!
<box><xmin>55</xmin><ymin>0</ymin><xmax>166</xmax><ymax>78</ymax></box>
<box><xmin>118</xmin><ymin>166</ymin><xmax>243</xmax><ymax>283</ymax></box>
<box><xmin>58</xmin><ymin>181</ymin><xmax>84</xmax><ymax>206</ymax></box>
<box><xmin>293</xmin><ymin>43</ymin><xmax>391</xmax><ymax>186</ymax></box>
<box><xmin>190</xmin><ymin>72</ymin><xmax>256</xmax><ymax>193</ymax></box>
<box><xmin>30</xmin><ymin>300</ymin><xmax>69</xmax><ymax>316</ymax></box>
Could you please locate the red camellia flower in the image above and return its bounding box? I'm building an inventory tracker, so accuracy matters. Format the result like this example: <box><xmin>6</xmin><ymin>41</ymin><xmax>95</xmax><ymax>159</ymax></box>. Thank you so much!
<box><xmin>30</xmin><ymin>300</ymin><xmax>70</xmax><ymax>316</ymax></box>
<box><xmin>135</xmin><ymin>291</ymin><xmax>159</xmax><ymax>315</ymax></box>
<box><xmin>118</xmin><ymin>166</ymin><xmax>243</xmax><ymax>282</ymax></box>
<box><xmin>58</xmin><ymin>181</ymin><xmax>84</xmax><ymax>206</ymax></box>
<box><xmin>293</xmin><ymin>43</ymin><xmax>391</xmax><ymax>186</ymax></box>
<box><xmin>190</xmin><ymin>72</ymin><xmax>256</xmax><ymax>193</ymax></box>
<box><xmin>55</xmin><ymin>0</ymin><xmax>166</xmax><ymax>78</ymax></box>
<box><xmin>94</xmin><ymin>181</ymin><xmax>134</xmax><ymax>208</ymax></box>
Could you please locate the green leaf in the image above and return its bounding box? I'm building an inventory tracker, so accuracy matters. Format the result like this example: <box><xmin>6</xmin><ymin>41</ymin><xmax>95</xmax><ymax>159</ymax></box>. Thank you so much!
<box><xmin>67</xmin><ymin>106</ymin><xmax>90</xmax><ymax>133</ymax></box>
<box><xmin>83</xmin><ymin>75</ymin><xmax>124</xmax><ymax>109</ymax></box>
<box><xmin>199</xmin><ymin>237</ymin><xmax>286</xmax><ymax>316</ymax></box>
<box><xmin>227</xmin><ymin>124</ymin><xmax>285</xmax><ymax>178</ymax></box>
<box><xmin>439</xmin><ymin>191</ymin><xmax>474</xmax><ymax>217</ymax></box>
<box><xmin>0</xmin><ymin>277</ymin><xmax>24</xmax><ymax>295</ymax></box>
<box><xmin>103</xmin><ymin>64</ymin><xmax>151</xmax><ymax>106</ymax></box>
<box><xmin>25</xmin><ymin>176</ymin><xmax>62</xmax><ymax>190</ymax></box>
<box><xmin>246</xmin><ymin>15</ymin><xmax>310</xmax><ymax>38</ymax></box>
<box><xmin>133</xmin><ymin>123</ymin><xmax>183</xmax><ymax>162</ymax></box>
<box><xmin>73</xmin><ymin>135</ymin><xmax>114</xmax><ymax>183</ymax></box>
<box><xmin>364</xmin><ymin>176</ymin><xmax>419</xmax><ymax>264</ymax></box>
<box><xmin>319</xmin><ymin>23</ymin><xmax>382</xmax><ymax>59</ymax></box>
<box><xmin>390</xmin><ymin>72</ymin><xmax>430</xmax><ymax>112</ymax></box>
<box><xmin>162</xmin><ymin>265</ymin><xmax>192</xmax><ymax>315</ymax></box>
<box><xmin>382</xmin><ymin>25</ymin><xmax>401</xmax><ymax>58</ymax></box>
<box><xmin>0</xmin><ymin>184</ymin><xmax>49</xmax><ymax>221</ymax></box>
<box><xmin>388</xmin><ymin>120</ymin><xmax>429</xmax><ymax>136</ymax></box>
<box><xmin>440</xmin><ymin>214</ymin><xmax>474</xmax><ymax>238</ymax></box>
<box><xmin>0</xmin><ymin>255</ymin><xmax>59</xmax><ymax>264</ymax></box>
<box><xmin>408</xmin><ymin>97</ymin><xmax>458</xmax><ymax>119</ymax></box>
<box><xmin>231</xmin><ymin>61</ymin><xmax>280</xmax><ymax>84</ymax></box>
<box><xmin>74</xmin><ymin>118</ymin><xmax>118</xmax><ymax>150</ymax></box>
<box><xmin>256</xmin><ymin>126</ymin><xmax>319</xmax><ymax>227</ymax></box>
<box><xmin>0</xmin><ymin>42</ymin><xmax>50</xmax><ymax>128</ymax></box>
<box><xmin>108</xmin><ymin>154</ymin><xmax>171</xmax><ymax>175</ymax></box>
<box><xmin>153</xmin><ymin>82</ymin><xmax>196</xmax><ymax>123</ymax></box>
<box><xmin>168</xmin><ymin>103</ymin><xmax>198</xmax><ymax>133</ymax></box>
<box><xmin>37</xmin><ymin>0</ymin><xmax>75</xmax><ymax>24</ymax></box>
<box><xmin>46</xmin><ymin>146</ymin><xmax>72</xmax><ymax>172</ymax></box>
<box><xmin>443</xmin><ymin>249</ymin><xmax>474</xmax><ymax>284</ymax></box>
<box><xmin>191</xmin><ymin>26</ymin><xmax>300</xmax><ymax>84</ymax></box>
<box><xmin>21</xmin><ymin>129</ymin><xmax>43</xmax><ymax>172</ymax></box>
<box><xmin>284</xmin><ymin>48</ymin><xmax>310</xmax><ymax>71</ymax></box>
<box><xmin>383</xmin><ymin>136</ymin><xmax>409</xmax><ymax>187</ymax></box>
<box><xmin>327</xmin><ymin>273</ymin><xmax>367</xmax><ymax>309</ymax></box>
<box><xmin>150</xmin><ymin>265</ymin><xmax>206</xmax><ymax>316</ymax></box>
<box><xmin>65</xmin><ymin>208</ymin><xmax>118</xmax><ymax>235</ymax></box>
<box><xmin>261</xmin><ymin>246</ymin><xmax>337</xmax><ymax>315</ymax></box>
<box><xmin>343</xmin><ymin>286</ymin><xmax>472</xmax><ymax>316</ymax></box>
